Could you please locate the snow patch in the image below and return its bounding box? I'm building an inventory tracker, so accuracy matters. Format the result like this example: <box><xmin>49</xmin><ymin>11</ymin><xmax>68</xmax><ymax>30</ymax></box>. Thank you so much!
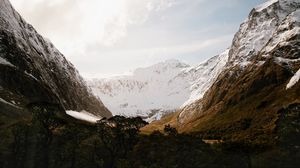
<box><xmin>275</xmin><ymin>57</ymin><xmax>300</xmax><ymax>64</ymax></box>
<box><xmin>0</xmin><ymin>57</ymin><xmax>15</xmax><ymax>67</ymax></box>
<box><xmin>146</xmin><ymin>112</ymin><xmax>164</xmax><ymax>123</ymax></box>
<box><xmin>24</xmin><ymin>71</ymin><xmax>39</xmax><ymax>81</ymax></box>
<box><xmin>66</xmin><ymin>110</ymin><xmax>102</xmax><ymax>123</ymax></box>
<box><xmin>263</xmin><ymin>9</ymin><xmax>300</xmax><ymax>53</ymax></box>
<box><xmin>286</xmin><ymin>68</ymin><xmax>300</xmax><ymax>89</ymax></box>
<box><xmin>0</xmin><ymin>97</ymin><xmax>20</xmax><ymax>108</ymax></box>
<box><xmin>257</xmin><ymin>61</ymin><xmax>266</xmax><ymax>66</ymax></box>
<box><xmin>255</xmin><ymin>0</ymin><xmax>278</xmax><ymax>12</ymax></box>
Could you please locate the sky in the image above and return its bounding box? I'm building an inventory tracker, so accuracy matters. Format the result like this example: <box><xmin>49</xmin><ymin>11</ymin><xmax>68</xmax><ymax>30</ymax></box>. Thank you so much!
<box><xmin>10</xmin><ymin>0</ymin><xmax>263</xmax><ymax>78</ymax></box>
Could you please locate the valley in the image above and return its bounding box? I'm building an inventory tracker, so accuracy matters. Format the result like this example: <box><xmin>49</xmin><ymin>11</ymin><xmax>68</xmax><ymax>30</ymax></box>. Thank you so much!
<box><xmin>0</xmin><ymin>0</ymin><xmax>299</xmax><ymax>167</ymax></box>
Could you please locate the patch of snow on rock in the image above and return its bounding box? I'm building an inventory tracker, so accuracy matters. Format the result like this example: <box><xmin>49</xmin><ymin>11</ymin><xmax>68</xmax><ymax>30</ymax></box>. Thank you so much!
<box><xmin>286</xmin><ymin>68</ymin><xmax>300</xmax><ymax>89</ymax></box>
<box><xmin>66</xmin><ymin>110</ymin><xmax>102</xmax><ymax>123</ymax></box>
<box><xmin>0</xmin><ymin>57</ymin><xmax>15</xmax><ymax>67</ymax></box>
<box><xmin>255</xmin><ymin>0</ymin><xmax>278</xmax><ymax>12</ymax></box>
<box><xmin>0</xmin><ymin>97</ymin><xmax>20</xmax><ymax>108</ymax></box>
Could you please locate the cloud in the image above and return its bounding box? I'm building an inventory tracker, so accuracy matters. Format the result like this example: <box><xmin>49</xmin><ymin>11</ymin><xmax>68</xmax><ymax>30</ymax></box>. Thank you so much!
<box><xmin>75</xmin><ymin>34</ymin><xmax>233</xmax><ymax>78</ymax></box>
<box><xmin>123</xmin><ymin>34</ymin><xmax>232</xmax><ymax>59</ymax></box>
<box><xmin>101</xmin><ymin>0</ymin><xmax>177</xmax><ymax>46</ymax></box>
<box><xmin>10</xmin><ymin>0</ymin><xmax>262</xmax><ymax>77</ymax></box>
<box><xmin>11</xmin><ymin>0</ymin><xmax>177</xmax><ymax>48</ymax></box>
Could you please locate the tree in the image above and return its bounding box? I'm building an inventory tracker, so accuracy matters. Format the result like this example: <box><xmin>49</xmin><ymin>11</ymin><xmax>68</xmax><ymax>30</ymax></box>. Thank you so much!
<box><xmin>27</xmin><ymin>102</ymin><xmax>63</xmax><ymax>168</ymax></box>
<box><xmin>96</xmin><ymin>116</ymin><xmax>148</xmax><ymax>168</ymax></box>
<box><xmin>164</xmin><ymin>124</ymin><xmax>178</xmax><ymax>136</ymax></box>
<box><xmin>11</xmin><ymin>122</ymin><xmax>29</xmax><ymax>168</ymax></box>
<box><xmin>59</xmin><ymin>124</ymin><xmax>88</xmax><ymax>168</ymax></box>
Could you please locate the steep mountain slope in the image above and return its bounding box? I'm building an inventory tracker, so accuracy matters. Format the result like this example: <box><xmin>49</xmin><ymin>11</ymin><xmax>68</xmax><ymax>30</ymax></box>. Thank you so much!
<box><xmin>0</xmin><ymin>0</ymin><xmax>112</xmax><ymax>120</ymax></box>
<box><xmin>88</xmin><ymin>53</ymin><xmax>228</xmax><ymax>121</ymax></box>
<box><xmin>143</xmin><ymin>0</ymin><xmax>300</xmax><ymax>144</ymax></box>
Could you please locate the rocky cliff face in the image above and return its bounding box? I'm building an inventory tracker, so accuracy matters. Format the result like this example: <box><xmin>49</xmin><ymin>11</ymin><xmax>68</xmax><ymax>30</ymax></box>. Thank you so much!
<box><xmin>0</xmin><ymin>0</ymin><xmax>112</xmax><ymax>119</ymax></box>
<box><xmin>143</xmin><ymin>0</ymin><xmax>300</xmax><ymax>143</ymax></box>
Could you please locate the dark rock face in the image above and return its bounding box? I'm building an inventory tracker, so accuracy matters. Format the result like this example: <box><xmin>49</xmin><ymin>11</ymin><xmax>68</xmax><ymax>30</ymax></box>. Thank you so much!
<box><xmin>0</xmin><ymin>0</ymin><xmax>111</xmax><ymax>118</ymax></box>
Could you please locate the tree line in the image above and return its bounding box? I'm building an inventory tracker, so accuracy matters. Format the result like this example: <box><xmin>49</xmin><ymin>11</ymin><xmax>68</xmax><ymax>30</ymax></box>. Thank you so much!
<box><xmin>0</xmin><ymin>102</ymin><xmax>299</xmax><ymax>168</ymax></box>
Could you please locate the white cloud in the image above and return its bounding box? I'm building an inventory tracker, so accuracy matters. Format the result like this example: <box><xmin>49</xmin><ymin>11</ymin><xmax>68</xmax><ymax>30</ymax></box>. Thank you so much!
<box><xmin>115</xmin><ymin>34</ymin><xmax>232</xmax><ymax>60</ymax></box>
<box><xmin>11</xmin><ymin>0</ymin><xmax>176</xmax><ymax>48</ymax></box>
<box><xmin>101</xmin><ymin>0</ymin><xmax>177</xmax><ymax>46</ymax></box>
<box><xmin>9</xmin><ymin>0</ymin><xmax>260</xmax><ymax>77</ymax></box>
<box><xmin>75</xmin><ymin>34</ymin><xmax>233</xmax><ymax>78</ymax></box>
<box><xmin>147</xmin><ymin>0</ymin><xmax>176</xmax><ymax>12</ymax></box>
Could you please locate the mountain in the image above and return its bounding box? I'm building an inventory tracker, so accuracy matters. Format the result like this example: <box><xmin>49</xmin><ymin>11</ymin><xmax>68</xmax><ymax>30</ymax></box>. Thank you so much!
<box><xmin>0</xmin><ymin>0</ymin><xmax>112</xmax><ymax>121</ymax></box>
<box><xmin>88</xmin><ymin>53</ymin><xmax>228</xmax><ymax>122</ymax></box>
<box><xmin>143</xmin><ymin>0</ymin><xmax>300</xmax><ymax>144</ymax></box>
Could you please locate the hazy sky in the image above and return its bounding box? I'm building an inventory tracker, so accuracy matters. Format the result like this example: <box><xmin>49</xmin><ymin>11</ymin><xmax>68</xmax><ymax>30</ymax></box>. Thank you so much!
<box><xmin>10</xmin><ymin>0</ymin><xmax>263</xmax><ymax>78</ymax></box>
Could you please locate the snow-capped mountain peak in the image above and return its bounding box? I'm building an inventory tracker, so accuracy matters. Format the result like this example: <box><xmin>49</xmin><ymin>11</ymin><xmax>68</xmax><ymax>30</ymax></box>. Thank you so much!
<box><xmin>133</xmin><ymin>59</ymin><xmax>190</xmax><ymax>80</ymax></box>
<box><xmin>88</xmin><ymin>54</ymin><xmax>228</xmax><ymax>122</ymax></box>
<box><xmin>229</xmin><ymin>0</ymin><xmax>299</xmax><ymax>67</ymax></box>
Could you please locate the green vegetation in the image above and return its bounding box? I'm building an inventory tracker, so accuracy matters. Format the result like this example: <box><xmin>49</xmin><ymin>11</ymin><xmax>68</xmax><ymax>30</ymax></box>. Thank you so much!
<box><xmin>0</xmin><ymin>103</ymin><xmax>299</xmax><ymax>168</ymax></box>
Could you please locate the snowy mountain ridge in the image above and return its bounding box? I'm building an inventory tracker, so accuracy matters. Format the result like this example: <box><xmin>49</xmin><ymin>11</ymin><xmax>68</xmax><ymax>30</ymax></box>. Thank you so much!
<box><xmin>229</xmin><ymin>0</ymin><xmax>299</xmax><ymax>67</ymax></box>
<box><xmin>88</xmin><ymin>52</ymin><xmax>229</xmax><ymax>122</ymax></box>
